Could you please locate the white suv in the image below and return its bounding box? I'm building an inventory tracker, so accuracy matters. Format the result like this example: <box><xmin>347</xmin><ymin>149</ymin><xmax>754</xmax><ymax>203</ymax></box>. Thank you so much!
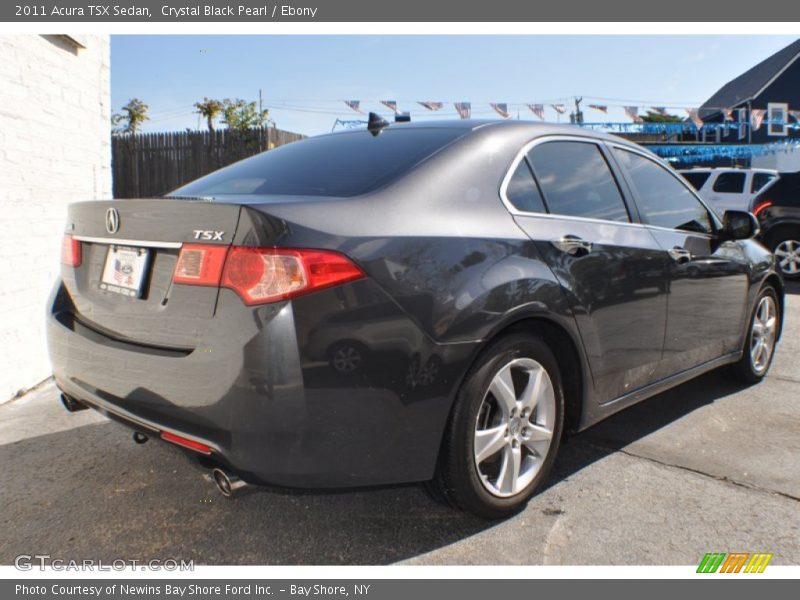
<box><xmin>679</xmin><ymin>168</ymin><xmax>779</xmax><ymax>214</ymax></box>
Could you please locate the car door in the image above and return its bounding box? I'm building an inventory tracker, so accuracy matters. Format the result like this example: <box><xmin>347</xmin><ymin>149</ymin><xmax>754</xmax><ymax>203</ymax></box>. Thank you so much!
<box><xmin>504</xmin><ymin>138</ymin><xmax>669</xmax><ymax>404</ymax></box>
<box><xmin>610</xmin><ymin>146</ymin><xmax>750</xmax><ymax>377</ymax></box>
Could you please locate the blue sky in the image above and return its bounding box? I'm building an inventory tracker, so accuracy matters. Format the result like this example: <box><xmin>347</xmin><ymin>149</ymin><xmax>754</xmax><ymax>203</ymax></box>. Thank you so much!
<box><xmin>111</xmin><ymin>35</ymin><xmax>799</xmax><ymax>136</ymax></box>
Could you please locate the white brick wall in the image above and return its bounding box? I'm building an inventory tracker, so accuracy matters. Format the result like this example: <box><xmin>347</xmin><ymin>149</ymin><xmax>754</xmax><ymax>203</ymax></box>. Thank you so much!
<box><xmin>0</xmin><ymin>35</ymin><xmax>111</xmax><ymax>402</ymax></box>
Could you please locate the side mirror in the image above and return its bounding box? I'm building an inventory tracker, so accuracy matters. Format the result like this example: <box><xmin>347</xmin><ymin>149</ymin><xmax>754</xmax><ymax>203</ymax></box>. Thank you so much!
<box><xmin>722</xmin><ymin>210</ymin><xmax>760</xmax><ymax>240</ymax></box>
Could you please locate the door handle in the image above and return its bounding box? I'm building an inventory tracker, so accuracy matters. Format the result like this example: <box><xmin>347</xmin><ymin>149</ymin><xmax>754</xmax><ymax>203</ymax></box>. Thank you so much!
<box><xmin>551</xmin><ymin>235</ymin><xmax>593</xmax><ymax>256</ymax></box>
<box><xmin>668</xmin><ymin>246</ymin><xmax>692</xmax><ymax>264</ymax></box>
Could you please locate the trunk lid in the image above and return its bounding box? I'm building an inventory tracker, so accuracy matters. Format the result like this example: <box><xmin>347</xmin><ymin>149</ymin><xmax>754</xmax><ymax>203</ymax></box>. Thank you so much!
<box><xmin>63</xmin><ymin>199</ymin><xmax>242</xmax><ymax>350</ymax></box>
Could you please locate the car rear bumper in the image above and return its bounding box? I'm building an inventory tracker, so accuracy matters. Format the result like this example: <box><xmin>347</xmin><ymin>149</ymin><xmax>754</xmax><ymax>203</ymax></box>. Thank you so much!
<box><xmin>46</xmin><ymin>279</ymin><xmax>478</xmax><ymax>488</ymax></box>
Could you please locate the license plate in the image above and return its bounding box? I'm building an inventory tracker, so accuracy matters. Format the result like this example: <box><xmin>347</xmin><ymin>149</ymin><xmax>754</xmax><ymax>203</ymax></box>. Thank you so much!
<box><xmin>100</xmin><ymin>245</ymin><xmax>150</xmax><ymax>298</ymax></box>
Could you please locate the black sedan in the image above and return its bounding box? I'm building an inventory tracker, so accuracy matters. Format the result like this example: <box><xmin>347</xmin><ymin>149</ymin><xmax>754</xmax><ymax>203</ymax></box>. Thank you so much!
<box><xmin>48</xmin><ymin>120</ymin><xmax>784</xmax><ymax>518</ymax></box>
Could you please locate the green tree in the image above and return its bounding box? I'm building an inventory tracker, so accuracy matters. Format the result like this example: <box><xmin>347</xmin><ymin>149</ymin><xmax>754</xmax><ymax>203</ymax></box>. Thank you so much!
<box><xmin>194</xmin><ymin>97</ymin><xmax>224</xmax><ymax>131</ymax></box>
<box><xmin>221</xmin><ymin>98</ymin><xmax>270</xmax><ymax>131</ymax></box>
<box><xmin>112</xmin><ymin>98</ymin><xmax>149</xmax><ymax>134</ymax></box>
<box><xmin>640</xmin><ymin>110</ymin><xmax>684</xmax><ymax>123</ymax></box>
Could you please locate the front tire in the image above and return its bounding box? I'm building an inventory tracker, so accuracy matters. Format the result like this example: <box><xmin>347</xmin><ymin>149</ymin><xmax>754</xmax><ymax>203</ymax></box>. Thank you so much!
<box><xmin>430</xmin><ymin>333</ymin><xmax>564</xmax><ymax>519</ymax></box>
<box><xmin>727</xmin><ymin>286</ymin><xmax>781</xmax><ymax>383</ymax></box>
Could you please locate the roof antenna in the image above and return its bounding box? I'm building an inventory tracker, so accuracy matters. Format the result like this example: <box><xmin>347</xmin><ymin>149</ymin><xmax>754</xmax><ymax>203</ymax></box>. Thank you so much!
<box><xmin>367</xmin><ymin>112</ymin><xmax>390</xmax><ymax>136</ymax></box>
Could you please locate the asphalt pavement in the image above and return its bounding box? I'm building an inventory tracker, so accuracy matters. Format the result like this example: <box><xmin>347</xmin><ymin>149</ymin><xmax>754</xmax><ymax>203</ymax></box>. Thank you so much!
<box><xmin>0</xmin><ymin>285</ymin><xmax>798</xmax><ymax>566</ymax></box>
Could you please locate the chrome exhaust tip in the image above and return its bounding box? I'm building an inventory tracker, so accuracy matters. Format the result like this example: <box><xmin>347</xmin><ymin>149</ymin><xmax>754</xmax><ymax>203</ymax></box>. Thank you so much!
<box><xmin>60</xmin><ymin>393</ymin><xmax>87</xmax><ymax>413</ymax></box>
<box><xmin>211</xmin><ymin>468</ymin><xmax>252</xmax><ymax>498</ymax></box>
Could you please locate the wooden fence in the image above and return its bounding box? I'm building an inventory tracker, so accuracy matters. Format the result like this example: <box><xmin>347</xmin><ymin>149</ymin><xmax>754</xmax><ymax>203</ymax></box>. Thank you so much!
<box><xmin>112</xmin><ymin>127</ymin><xmax>305</xmax><ymax>198</ymax></box>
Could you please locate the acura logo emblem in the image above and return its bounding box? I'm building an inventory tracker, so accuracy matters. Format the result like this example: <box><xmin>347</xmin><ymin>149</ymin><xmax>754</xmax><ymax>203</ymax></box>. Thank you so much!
<box><xmin>105</xmin><ymin>207</ymin><xmax>120</xmax><ymax>234</ymax></box>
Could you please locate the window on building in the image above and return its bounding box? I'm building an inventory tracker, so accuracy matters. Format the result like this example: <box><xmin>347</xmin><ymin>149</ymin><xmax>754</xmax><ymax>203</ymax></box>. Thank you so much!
<box><xmin>767</xmin><ymin>103</ymin><xmax>788</xmax><ymax>137</ymax></box>
<box><xmin>527</xmin><ymin>141</ymin><xmax>630</xmax><ymax>223</ymax></box>
<box><xmin>738</xmin><ymin>108</ymin><xmax>747</xmax><ymax>140</ymax></box>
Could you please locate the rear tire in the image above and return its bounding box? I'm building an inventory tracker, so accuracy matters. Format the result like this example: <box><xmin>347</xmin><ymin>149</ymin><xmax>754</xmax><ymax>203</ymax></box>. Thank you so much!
<box><xmin>767</xmin><ymin>229</ymin><xmax>800</xmax><ymax>280</ymax></box>
<box><xmin>727</xmin><ymin>286</ymin><xmax>781</xmax><ymax>384</ymax></box>
<box><xmin>430</xmin><ymin>333</ymin><xmax>564</xmax><ymax>519</ymax></box>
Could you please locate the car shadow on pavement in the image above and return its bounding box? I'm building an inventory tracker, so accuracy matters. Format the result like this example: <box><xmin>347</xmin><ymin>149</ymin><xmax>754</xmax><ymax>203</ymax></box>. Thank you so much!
<box><xmin>0</xmin><ymin>369</ymin><xmax>755</xmax><ymax>566</ymax></box>
<box><xmin>0</xmin><ymin>419</ymin><xmax>490</xmax><ymax>565</ymax></box>
<box><xmin>785</xmin><ymin>281</ymin><xmax>800</xmax><ymax>295</ymax></box>
<box><xmin>550</xmin><ymin>368</ymin><xmax>749</xmax><ymax>486</ymax></box>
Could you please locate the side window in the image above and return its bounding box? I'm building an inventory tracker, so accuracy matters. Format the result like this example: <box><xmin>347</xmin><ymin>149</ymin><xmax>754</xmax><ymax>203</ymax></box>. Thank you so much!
<box><xmin>527</xmin><ymin>141</ymin><xmax>630</xmax><ymax>223</ymax></box>
<box><xmin>681</xmin><ymin>171</ymin><xmax>711</xmax><ymax>190</ymax></box>
<box><xmin>504</xmin><ymin>159</ymin><xmax>546</xmax><ymax>213</ymax></box>
<box><xmin>712</xmin><ymin>172</ymin><xmax>745</xmax><ymax>194</ymax></box>
<box><xmin>751</xmin><ymin>172</ymin><xmax>776</xmax><ymax>193</ymax></box>
<box><xmin>614</xmin><ymin>148</ymin><xmax>714</xmax><ymax>234</ymax></box>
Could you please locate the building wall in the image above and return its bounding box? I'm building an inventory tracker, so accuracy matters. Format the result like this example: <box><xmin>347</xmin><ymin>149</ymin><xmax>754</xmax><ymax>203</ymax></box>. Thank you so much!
<box><xmin>0</xmin><ymin>35</ymin><xmax>111</xmax><ymax>401</ymax></box>
<box><xmin>750</xmin><ymin>57</ymin><xmax>800</xmax><ymax>144</ymax></box>
<box><xmin>704</xmin><ymin>57</ymin><xmax>800</xmax><ymax>145</ymax></box>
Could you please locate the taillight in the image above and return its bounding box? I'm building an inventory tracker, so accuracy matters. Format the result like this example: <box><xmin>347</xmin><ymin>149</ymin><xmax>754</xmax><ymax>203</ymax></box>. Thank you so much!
<box><xmin>172</xmin><ymin>245</ymin><xmax>365</xmax><ymax>305</ymax></box>
<box><xmin>173</xmin><ymin>244</ymin><xmax>228</xmax><ymax>285</ymax></box>
<box><xmin>221</xmin><ymin>247</ymin><xmax>364</xmax><ymax>305</ymax></box>
<box><xmin>61</xmin><ymin>234</ymin><xmax>81</xmax><ymax>267</ymax></box>
<box><xmin>752</xmin><ymin>199</ymin><xmax>773</xmax><ymax>217</ymax></box>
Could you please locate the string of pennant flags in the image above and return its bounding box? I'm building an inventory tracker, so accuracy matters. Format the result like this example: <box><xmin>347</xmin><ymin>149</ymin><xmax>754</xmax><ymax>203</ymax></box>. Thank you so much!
<box><xmin>342</xmin><ymin>99</ymin><xmax>800</xmax><ymax>132</ymax></box>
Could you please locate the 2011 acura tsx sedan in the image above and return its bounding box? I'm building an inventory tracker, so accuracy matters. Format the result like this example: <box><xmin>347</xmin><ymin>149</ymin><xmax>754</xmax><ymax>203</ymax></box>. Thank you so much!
<box><xmin>48</xmin><ymin>119</ymin><xmax>784</xmax><ymax>518</ymax></box>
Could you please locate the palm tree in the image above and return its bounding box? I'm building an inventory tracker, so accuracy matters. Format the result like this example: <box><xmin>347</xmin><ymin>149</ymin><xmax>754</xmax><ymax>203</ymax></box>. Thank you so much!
<box><xmin>112</xmin><ymin>98</ymin><xmax>149</xmax><ymax>134</ymax></box>
<box><xmin>194</xmin><ymin>97</ymin><xmax>224</xmax><ymax>131</ymax></box>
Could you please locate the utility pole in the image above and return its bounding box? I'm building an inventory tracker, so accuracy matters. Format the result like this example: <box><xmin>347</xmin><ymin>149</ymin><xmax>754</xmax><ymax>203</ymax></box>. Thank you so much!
<box><xmin>570</xmin><ymin>96</ymin><xmax>584</xmax><ymax>125</ymax></box>
<box><xmin>259</xmin><ymin>89</ymin><xmax>263</xmax><ymax>113</ymax></box>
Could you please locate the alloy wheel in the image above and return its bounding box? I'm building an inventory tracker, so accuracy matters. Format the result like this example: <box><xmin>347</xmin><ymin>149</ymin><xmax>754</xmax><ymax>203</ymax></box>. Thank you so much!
<box><xmin>473</xmin><ymin>357</ymin><xmax>556</xmax><ymax>498</ymax></box>
<box><xmin>332</xmin><ymin>345</ymin><xmax>362</xmax><ymax>373</ymax></box>
<box><xmin>750</xmin><ymin>295</ymin><xmax>778</xmax><ymax>375</ymax></box>
<box><xmin>774</xmin><ymin>239</ymin><xmax>800</xmax><ymax>276</ymax></box>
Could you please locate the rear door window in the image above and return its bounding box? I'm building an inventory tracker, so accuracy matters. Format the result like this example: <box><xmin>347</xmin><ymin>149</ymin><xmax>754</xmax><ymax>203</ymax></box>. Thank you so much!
<box><xmin>527</xmin><ymin>141</ymin><xmax>630</xmax><ymax>223</ymax></box>
<box><xmin>614</xmin><ymin>148</ymin><xmax>714</xmax><ymax>234</ymax></box>
<box><xmin>712</xmin><ymin>172</ymin><xmax>746</xmax><ymax>194</ymax></box>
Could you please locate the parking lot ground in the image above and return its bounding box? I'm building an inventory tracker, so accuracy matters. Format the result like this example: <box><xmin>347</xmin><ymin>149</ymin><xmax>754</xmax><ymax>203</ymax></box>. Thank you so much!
<box><xmin>0</xmin><ymin>287</ymin><xmax>797</xmax><ymax>566</ymax></box>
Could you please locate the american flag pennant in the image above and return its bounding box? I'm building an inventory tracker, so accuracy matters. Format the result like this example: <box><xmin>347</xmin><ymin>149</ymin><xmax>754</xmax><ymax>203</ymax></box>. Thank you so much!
<box><xmin>750</xmin><ymin>109</ymin><xmax>766</xmax><ymax>131</ymax></box>
<box><xmin>723</xmin><ymin>109</ymin><xmax>734</xmax><ymax>121</ymax></box>
<box><xmin>418</xmin><ymin>101</ymin><xmax>444</xmax><ymax>111</ymax></box>
<box><xmin>623</xmin><ymin>106</ymin><xmax>642</xmax><ymax>122</ymax></box>
<box><xmin>588</xmin><ymin>104</ymin><xmax>608</xmax><ymax>114</ymax></box>
<box><xmin>527</xmin><ymin>104</ymin><xmax>545</xmax><ymax>120</ymax></box>
<box><xmin>490</xmin><ymin>103</ymin><xmax>510</xmax><ymax>119</ymax></box>
<box><xmin>551</xmin><ymin>104</ymin><xmax>567</xmax><ymax>114</ymax></box>
<box><xmin>652</xmin><ymin>106</ymin><xmax>668</xmax><ymax>116</ymax></box>
<box><xmin>380</xmin><ymin>100</ymin><xmax>398</xmax><ymax>114</ymax></box>
<box><xmin>685</xmin><ymin>108</ymin><xmax>704</xmax><ymax>129</ymax></box>
<box><xmin>344</xmin><ymin>100</ymin><xmax>364</xmax><ymax>114</ymax></box>
<box><xmin>454</xmin><ymin>102</ymin><xmax>471</xmax><ymax>119</ymax></box>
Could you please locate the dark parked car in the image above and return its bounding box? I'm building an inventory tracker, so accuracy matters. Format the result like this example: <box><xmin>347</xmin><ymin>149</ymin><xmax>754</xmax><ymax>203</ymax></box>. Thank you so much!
<box><xmin>48</xmin><ymin>120</ymin><xmax>784</xmax><ymax>518</ymax></box>
<box><xmin>751</xmin><ymin>171</ymin><xmax>800</xmax><ymax>279</ymax></box>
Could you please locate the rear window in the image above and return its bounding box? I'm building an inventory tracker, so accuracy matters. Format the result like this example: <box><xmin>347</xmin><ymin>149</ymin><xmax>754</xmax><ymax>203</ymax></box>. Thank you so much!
<box><xmin>527</xmin><ymin>141</ymin><xmax>630</xmax><ymax>223</ymax></box>
<box><xmin>170</xmin><ymin>127</ymin><xmax>466</xmax><ymax>198</ymax></box>
<box><xmin>751</xmin><ymin>172</ymin><xmax>777</xmax><ymax>193</ymax></box>
<box><xmin>681</xmin><ymin>171</ymin><xmax>711</xmax><ymax>190</ymax></box>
